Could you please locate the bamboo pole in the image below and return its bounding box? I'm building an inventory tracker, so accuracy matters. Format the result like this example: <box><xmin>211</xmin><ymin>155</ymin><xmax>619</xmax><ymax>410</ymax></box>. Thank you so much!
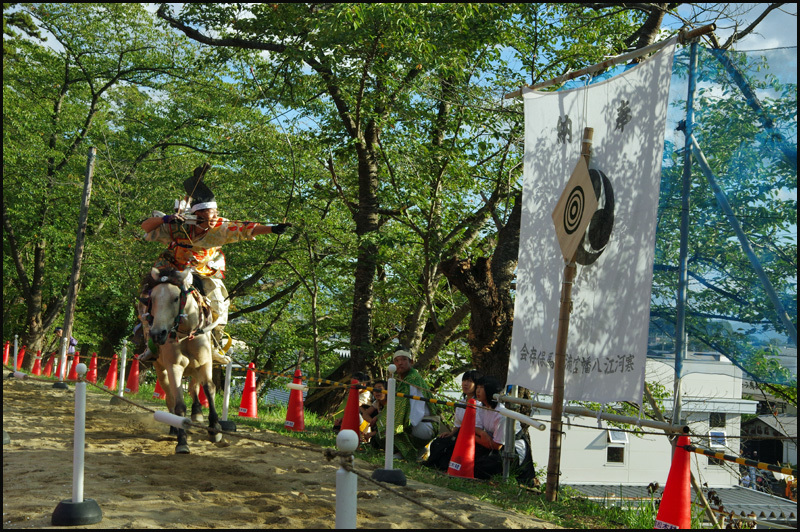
<box><xmin>499</xmin><ymin>394</ymin><xmax>689</xmax><ymax>434</ymax></box>
<box><xmin>545</xmin><ymin>128</ymin><xmax>594</xmax><ymax>502</ymax></box>
<box><xmin>56</xmin><ymin>147</ymin><xmax>96</xmax><ymax>388</ymax></box>
<box><xmin>504</xmin><ymin>24</ymin><xmax>716</xmax><ymax>99</ymax></box>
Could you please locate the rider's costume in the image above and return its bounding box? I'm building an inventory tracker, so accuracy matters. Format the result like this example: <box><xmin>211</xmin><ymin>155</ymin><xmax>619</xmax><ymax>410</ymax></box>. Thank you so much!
<box><xmin>144</xmin><ymin>217</ymin><xmax>260</xmax><ymax>330</ymax></box>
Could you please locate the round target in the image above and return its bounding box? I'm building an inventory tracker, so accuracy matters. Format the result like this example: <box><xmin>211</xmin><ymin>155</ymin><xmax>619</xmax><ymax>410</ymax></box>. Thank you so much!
<box><xmin>575</xmin><ymin>169</ymin><xmax>615</xmax><ymax>266</ymax></box>
<box><xmin>563</xmin><ymin>186</ymin><xmax>585</xmax><ymax>235</ymax></box>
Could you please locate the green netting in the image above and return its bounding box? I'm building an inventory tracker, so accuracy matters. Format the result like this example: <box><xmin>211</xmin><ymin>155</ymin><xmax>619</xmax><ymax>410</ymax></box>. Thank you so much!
<box><xmin>657</xmin><ymin>46</ymin><xmax>796</xmax><ymax>387</ymax></box>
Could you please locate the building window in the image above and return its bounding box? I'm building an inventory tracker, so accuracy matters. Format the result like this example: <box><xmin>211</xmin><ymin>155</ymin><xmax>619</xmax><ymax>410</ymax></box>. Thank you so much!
<box><xmin>709</xmin><ymin>412</ymin><xmax>726</xmax><ymax>428</ymax></box>
<box><xmin>709</xmin><ymin>430</ymin><xmax>727</xmax><ymax>448</ymax></box>
<box><xmin>607</xmin><ymin>447</ymin><xmax>625</xmax><ymax>463</ymax></box>
<box><xmin>607</xmin><ymin>430</ymin><xmax>628</xmax><ymax>464</ymax></box>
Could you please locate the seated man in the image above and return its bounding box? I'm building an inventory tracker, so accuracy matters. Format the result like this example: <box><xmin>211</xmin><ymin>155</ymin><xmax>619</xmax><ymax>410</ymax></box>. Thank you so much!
<box><xmin>376</xmin><ymin>347</ymin><xmax>441</xmax><ymax>461</ymax></box>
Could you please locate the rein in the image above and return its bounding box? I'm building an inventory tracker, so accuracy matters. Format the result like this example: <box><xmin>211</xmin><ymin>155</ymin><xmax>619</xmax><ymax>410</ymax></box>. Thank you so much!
<box><xmin>168</xmin><ymin>284</ymin><xmax>192</xmax><ymax>340</ymax></box>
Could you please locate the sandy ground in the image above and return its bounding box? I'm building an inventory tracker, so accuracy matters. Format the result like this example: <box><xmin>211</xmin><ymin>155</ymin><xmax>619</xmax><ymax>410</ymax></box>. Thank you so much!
<box><xmin>3</xmin><ymin>376</ymin><xmax>558</xmax><ymax>529</ymax></box>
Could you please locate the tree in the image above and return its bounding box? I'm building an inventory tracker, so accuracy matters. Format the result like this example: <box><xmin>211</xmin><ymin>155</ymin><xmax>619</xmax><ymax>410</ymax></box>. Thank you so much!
<box><xmin>155</xmin><ymin>4</ymin><xmax>530</xmax><ymax>376</ymax></box>
<box><xmin>3</xmin><ymin>4</ymin><xmax>289</xmax><ymax>365</ymax></box>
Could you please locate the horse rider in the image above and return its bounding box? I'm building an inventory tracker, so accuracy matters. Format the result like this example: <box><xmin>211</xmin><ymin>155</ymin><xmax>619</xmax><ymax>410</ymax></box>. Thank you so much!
<box><xmin>138</xmin><ymin>163</ymin><xmax>290</xmax><ymax>363</ymax></box>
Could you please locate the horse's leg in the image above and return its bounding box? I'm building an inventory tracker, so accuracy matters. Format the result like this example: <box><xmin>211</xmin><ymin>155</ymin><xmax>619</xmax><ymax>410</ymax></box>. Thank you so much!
<box><xmin>154</xmin><ymin>361</ymin><xmax>178</xmax><ymax>437</ymax></box>
<box><xmin>198</xmin><ymin>357</ymin><xmax>222</xmax><ymax>443</ymax></box>
<box><xmin>203</xmin><ymin>380</ymin><xmax>222</xmax><ymax>443</ymax></box>
<box><xmin>166</xmin><ymin>363</ymin><xmax>190</xmax><ymax>454</ymax></box>
<box><xmin>190</xmin><ymin>377</ymin><xmax>204</xmax><ymax>423</ymax></box>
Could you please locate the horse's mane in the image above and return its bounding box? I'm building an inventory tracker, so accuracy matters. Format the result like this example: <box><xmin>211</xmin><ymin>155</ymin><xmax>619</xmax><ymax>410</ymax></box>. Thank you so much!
<box><xmin>140</xmin><ymin>268</ymin><xmax>185</xmax><ymax>292</ymax></box>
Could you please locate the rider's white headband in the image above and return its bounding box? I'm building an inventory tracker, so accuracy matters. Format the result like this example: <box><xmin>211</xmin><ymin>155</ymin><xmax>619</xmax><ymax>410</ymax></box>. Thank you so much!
<box><xmin>190</xmin><ymin>201</ymin><xmax>218</xmax><ymax>213</ymax></box>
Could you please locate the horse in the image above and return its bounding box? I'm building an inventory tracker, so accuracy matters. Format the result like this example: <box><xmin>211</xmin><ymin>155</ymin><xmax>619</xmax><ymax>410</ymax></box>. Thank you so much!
<box><xmin>146</xmin><ymin>267</ymin><xmax>222</xmax><ymax>454</ymax></box>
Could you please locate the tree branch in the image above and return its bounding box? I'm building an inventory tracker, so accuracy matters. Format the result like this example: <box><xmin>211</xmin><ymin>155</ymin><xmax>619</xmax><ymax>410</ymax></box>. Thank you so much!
<box><xmin>722</xmin><ymin>3</ymin><xmax>786</xmax><ymax>49</ymax></box>
<box><xmin>228</xmin><ymin>281</ymin><xmax>301</xmax><ymax>321</ymax></box>
<box><xmin>156</xmin><ymin>5</ymin><xmax>287</xmax><ymax>54</ymax></box>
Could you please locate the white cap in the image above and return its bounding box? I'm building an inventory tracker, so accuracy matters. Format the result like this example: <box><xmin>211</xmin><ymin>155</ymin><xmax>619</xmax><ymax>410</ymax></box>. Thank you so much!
<box><xmin>393</xmin><ymin>349</ymin><xmax>413</xmax><ymax>362</ymax></box>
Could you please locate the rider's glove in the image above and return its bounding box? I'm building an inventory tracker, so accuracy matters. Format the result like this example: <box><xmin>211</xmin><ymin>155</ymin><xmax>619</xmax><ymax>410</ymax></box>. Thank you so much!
<box><xmin>271</xmin><ymin>223</ymin><xmax>292</xmax><ymax>234</ymax></box>
<box><xmin>162</xmin><ymin>214</ymin><xmax>185</xmax><ymax>224</ymax></box>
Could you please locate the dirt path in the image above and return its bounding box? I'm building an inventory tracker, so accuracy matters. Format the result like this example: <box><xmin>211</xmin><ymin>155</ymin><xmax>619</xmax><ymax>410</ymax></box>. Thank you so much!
<box><xmin>3</xmin><ymin>377</ymin><xmax>559</xmax><ymax>529</ymax></box>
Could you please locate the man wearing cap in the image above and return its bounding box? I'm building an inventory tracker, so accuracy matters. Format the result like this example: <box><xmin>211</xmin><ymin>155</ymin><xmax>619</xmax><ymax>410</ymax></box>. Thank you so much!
<box><xmin>53</xmin><ymin>327</ymin><xmax>78</xmax><ymax>355</ymax></box>
<box><xmin>138</xmin><ymin>163</ymin><xmax>290</xmax><ymax>362</ymax></box>
<box><xmin>378</xmin><ymin>347</ymin><xmax>441</xmax><ymax>461</ymax></box>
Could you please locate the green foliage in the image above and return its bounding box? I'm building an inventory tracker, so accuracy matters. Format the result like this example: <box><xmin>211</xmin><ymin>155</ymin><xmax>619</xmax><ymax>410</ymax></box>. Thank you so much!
<box><xmin>653</xmin><ymin>46</ymin><xmax>797</xmax><ymax>386</ymax></box>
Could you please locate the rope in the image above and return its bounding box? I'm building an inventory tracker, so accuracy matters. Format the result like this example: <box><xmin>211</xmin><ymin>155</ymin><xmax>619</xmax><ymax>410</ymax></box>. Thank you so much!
<box><xmin>342</xmin><ymin>464</ymin><xmax>476</xmax><ymax>529</ymax></box>
<box><xmin>682</xmin><ymin>445</ymin><xmax>797</xmax><ymax>476</ymax></box>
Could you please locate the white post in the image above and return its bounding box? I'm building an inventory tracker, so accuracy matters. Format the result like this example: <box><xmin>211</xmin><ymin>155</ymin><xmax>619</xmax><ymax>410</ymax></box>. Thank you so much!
<box><xmin>369</xmin><ymin>363</ymin><xmax>406</xmax><ymax>486</ymax></box>
<box><xmin>335</xmin><ymin>429</ymin><xmax>359</xmax><ymax>529</ymax></box>
<box><xmin>12</xmin><ymin>334</ymin><xmax>19</xmax><ymax>370</ymax></box>
<box><xmin>384</xmin><ymin>364</ymin><xmax>397</xmax><ymax>470</ymax></box>
<box><xmin>117</xmin><ymin>340</ymin><xmax>127</xmax><ymax>398</ymax></box>
<box><xmin>222</xmin><ymin>359</ymin><xmax>233</xmax><ymax>421</ymax></box>
<box><xmin>58</xmin><ymin>337</ymin><xmax>69</xmax><ymax>382</ymax></box>
<box><xmin>72</xmin><ymin>364</ymin><xmax>88</xmax><ymax>503</ymax></box>
<box><xmin>51</xmin><ymin>358</ymin><xmax>103</xmax><ymax>526</ymax></box>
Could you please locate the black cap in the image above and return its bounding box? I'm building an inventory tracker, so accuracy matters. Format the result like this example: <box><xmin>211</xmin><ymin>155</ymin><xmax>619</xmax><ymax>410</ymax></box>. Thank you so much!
<box><xmin>183</xmin><ymin>163</ymin><xmax>216</xmax><ymax>212</ymax></box>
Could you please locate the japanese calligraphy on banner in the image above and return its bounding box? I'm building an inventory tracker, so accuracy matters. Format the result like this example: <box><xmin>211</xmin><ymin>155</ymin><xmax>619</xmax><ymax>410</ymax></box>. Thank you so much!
<box><xmin>508</xmin><ymin>38</ymin><xmax>677</xmax><ymax>404</ymax></box>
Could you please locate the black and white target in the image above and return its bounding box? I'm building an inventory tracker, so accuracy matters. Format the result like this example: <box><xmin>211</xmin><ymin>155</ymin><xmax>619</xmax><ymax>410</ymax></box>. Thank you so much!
<box><xmin>563</xmin><ymin>186</ymin><xmax>586</xmax><ymax>235</ymax></box>
<box><xmin>575</xmin><ymin>168</ymin><xmax>615</xmax><ymax>265</ymax></box>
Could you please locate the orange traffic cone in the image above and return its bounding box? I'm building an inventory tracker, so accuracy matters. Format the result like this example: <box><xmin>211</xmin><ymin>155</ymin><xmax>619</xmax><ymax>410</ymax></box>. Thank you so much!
<box><xmin>31</xmin><ymin>350</ymin><xmax>43</xmax><ymax>376</ymax></box>
<box><xmin>153</xmin><ymin>378</ymin><xmax>167</xmax><ymax>400</ymax></box>
<box><xmin>16</xmin><ymin>345</ymin><xmax>26</xmax><ymax>370</ymax></box>
<box><xmin>284</xmin><ymin>368</ymin><xmax>306</xmax><ymax>432</ymax></box>
<box><xmin>3</xmin><ymin>341</ymin><xmax>10</xmax><ymax>365</ymax></box>
<box><xmin>238</xmin><ymin>362</ymin><xmax>258</xmax><ymax>418</ymax></box>
<box><xmin>340</xmin><ymin>378</ymin><xmax>362</xmax><ymax>433</ymax></box>
<box><xmin>125</xmin><ymin>359</ymin><xmax>140</xmax><ymax>394</ymax></box>
<box><xmin>43</xmin><ymin>353</ymin><xmax>55</xmax><ymax>377</ymax></box>
<box><xmin>654</xmin><ymin>435</ymin><xmax>692</xmax><ymax>529</ymax></box>
<box><xmin>448</xmin><ymin>398</ymin><xmax>477</xmax><ymax>478</ymax></box>
<box><xmin>67</xmin><ymin>354</ymin><xmax>80</xmax><ymax>381</ymax></box>
<box><xmin>86</xmin><ymin>353</ymin><xmax>98</xmax><ymax>383</ymax></box>
<box><xmin>104</xmin><ymin>353</ymin><xmax>118</xmax><ymax>391</ymax></box>
<box><xmin>197</xmin><ymin>383</ymin><xmax>210</xmax><ymax>408</ymax></box>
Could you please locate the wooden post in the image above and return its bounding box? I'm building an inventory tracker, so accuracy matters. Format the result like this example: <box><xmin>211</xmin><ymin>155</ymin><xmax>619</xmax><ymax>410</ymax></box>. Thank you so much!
<box><xmin>57</xmin><ymin>147</ymin><xmax>96</xmax><ymax>384</ymax></box>
<box><xmin>545</xmin><ymin>128</ymin><xmax>593</xmax><ymax>502</ymax></box>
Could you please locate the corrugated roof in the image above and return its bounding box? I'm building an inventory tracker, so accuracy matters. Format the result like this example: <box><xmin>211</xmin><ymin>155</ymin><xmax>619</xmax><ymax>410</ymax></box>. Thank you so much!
<box><xmin>567</xmin><ymin>484</ymin><xmax>797</xmax><ymax>521</ymax></box>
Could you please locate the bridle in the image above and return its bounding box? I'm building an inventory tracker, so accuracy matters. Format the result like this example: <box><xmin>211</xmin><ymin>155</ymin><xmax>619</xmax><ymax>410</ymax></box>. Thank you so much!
<box><xmin>144</xmin><ymin>277</ymin><xmax>201</xmax><ymax>341</ymax></box>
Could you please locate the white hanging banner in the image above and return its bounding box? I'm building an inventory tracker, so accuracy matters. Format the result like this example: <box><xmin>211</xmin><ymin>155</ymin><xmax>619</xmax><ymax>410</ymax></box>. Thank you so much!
<box><xmin>508</xmin><ymin>38</ymin><xmax>677</xmax><ymax>404</ymax></box>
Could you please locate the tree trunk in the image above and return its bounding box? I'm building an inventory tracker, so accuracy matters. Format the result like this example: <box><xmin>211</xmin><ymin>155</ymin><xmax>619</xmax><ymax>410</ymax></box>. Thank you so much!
<box><xmin>348</xmin><ymin>128</ymin><xmax>381</xmax><ymax>371</ymax></box>
<box><xmin>440</xmin><ymin>193</ymin><xmax>522</xmax><ymax>381</ymax></box>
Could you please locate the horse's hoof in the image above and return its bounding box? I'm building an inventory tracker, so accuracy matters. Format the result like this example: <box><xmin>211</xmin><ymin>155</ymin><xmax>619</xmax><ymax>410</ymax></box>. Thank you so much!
<box><xmin>208</xmin><ymin>423</ymin><xmax>222</xmax><ymax>443</ymax></box>
<box><xmin>192</xmin><ymin>413</ymin><xmax>204</xmax><ymax>423</ymax></box>
<box><xmin>175</xmin><ymin>444</ymin><xmax>190</xmax><ymax>454</ymax></box>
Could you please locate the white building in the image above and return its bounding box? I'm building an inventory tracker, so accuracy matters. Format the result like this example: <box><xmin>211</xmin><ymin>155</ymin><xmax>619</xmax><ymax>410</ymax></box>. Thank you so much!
<box><xmin>526</xmin><ymin>353</ymin><xmax>758</xmax><ymax>488</ymax></box>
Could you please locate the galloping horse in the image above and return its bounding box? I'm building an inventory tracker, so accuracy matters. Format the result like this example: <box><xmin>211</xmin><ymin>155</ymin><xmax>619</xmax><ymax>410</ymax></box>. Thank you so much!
<box><xmin>146</xmin><ymin>267</ymin><xmax>221</xmax><ymax>454</ymax></box>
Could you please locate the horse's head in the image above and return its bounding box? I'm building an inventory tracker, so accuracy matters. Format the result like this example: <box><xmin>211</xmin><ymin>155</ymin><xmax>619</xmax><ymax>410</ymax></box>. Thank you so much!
<box><xmin>148</xmin><ymin>268</ymin><xmax>193</xmax><ymax>345</ymax></box>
